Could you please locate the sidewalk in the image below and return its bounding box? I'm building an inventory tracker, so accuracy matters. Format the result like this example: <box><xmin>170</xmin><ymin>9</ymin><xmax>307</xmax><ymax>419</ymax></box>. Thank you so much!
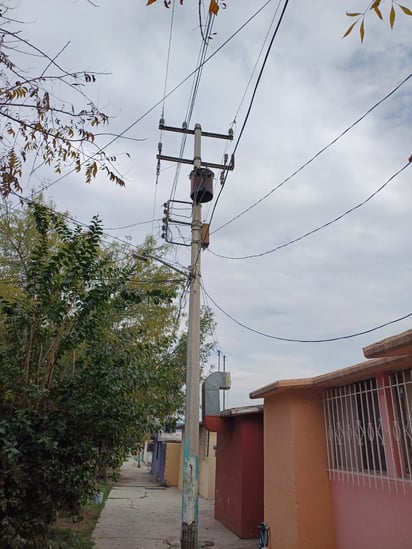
<box><xmin>92</xmin><ymin>457</ymin><xmax>258</xmax><ymax>549</ymax></box>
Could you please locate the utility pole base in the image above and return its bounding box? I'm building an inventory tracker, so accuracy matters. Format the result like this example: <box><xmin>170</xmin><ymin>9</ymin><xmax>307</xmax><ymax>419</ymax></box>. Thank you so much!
<box><xmin>181</xmin><ymin>521</ymin><xmax>197</xmax><ymax>549</ymax></box>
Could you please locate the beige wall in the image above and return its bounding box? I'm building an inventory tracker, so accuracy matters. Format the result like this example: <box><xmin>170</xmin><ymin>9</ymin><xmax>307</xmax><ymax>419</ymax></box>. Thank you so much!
<box><xmin>164</xmin><ymin>442</ymin><xmax>181</xmax><ymax>487</ymax></box>
<box><xmin>178</xmin><ymin>426</ymin><xmax>216</xmax><ymax>500</ymax></box>
<box><xmin>264</xmin><ymin>391</ymin><xmax>335</xmax><ymax>549</ymax></box>
<box><xmin>199</xmin><ymin>430</ymin><xmax>216</xmax><ymax>500</ymax></box>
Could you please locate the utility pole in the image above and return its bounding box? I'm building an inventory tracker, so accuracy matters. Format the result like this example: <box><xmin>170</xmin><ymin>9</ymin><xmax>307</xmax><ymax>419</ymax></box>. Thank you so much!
<box><xmin>157</xmin><ymin>120</ymin><xmax>234</xmax><ymax>549</ymax></box>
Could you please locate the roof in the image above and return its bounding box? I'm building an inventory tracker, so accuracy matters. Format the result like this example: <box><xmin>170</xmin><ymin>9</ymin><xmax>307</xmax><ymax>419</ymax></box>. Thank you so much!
<box><xmin>220</xmin><ymin>405</ymin><xmax>263</xmax><ymax>418</ymax></box>
<box><xmin>363</xmin><ymin>328</ymin><xmax>412</xmax><ymax>359</ymax></box>
<box><xmin>249</xmin><ymin>354</ymin><xmax>412</xmax><ymax>400</ymax></box>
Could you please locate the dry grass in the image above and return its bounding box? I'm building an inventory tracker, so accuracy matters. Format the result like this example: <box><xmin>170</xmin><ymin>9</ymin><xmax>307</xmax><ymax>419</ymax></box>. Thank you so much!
<box><xmin>49</xmin><ymin>483</ymin><xmax>112</xmax><ymax>548</ymax></box>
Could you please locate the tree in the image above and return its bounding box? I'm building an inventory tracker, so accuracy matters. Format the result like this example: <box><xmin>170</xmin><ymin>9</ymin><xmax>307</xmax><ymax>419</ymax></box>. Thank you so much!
<box><xmin>0</xmin><ymin>3</ymin><xmax>125</xmax><ymax>198</ymax></box>
<box><xmin>0</xmin><ymin>200</ymin><xmax>216</xmax><ymax>547</ymax></box>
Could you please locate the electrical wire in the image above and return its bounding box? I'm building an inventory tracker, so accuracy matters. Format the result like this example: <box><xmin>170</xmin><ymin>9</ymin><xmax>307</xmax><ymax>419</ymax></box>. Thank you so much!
<box><xmin>103</xmin><ymin>219</ymin><xmax>160</xmax><ymax>231</ymax></box>
<box><xmin>5</xmin><ymin>191</ymin><xmax>165</xmax><ymax>255</ymax></box>
<box><xmin>206</xmin><ymin>0</ymin><xmax>290</xmax><ymax>231</ymax></box>
<box><xmin>201</xmin><ymin>283</ymin><xmax>412</xmax><ymax>343</ymax></box>
<box><xmin>208</xmin><ymin>162</ymin><xmax>411</xmax><ymax>260</ymax></box>
<box><xmin>153</xmin><ymin>0</ymin><xmax>177</xmax><ymax>236</ymax></box>
<box><xmin>167</xmin><ymin>8</ymin><xmax>215</xmax><ymax>206</ymax></box>
<box><xmin>34</xmin><ymin>1</ymin><xmax>272</xmax><ymax>196</ymax></box>
<box><xmin>211</xmin><ymin>71</ymin><xmax>412</xmax><ymax>235</ymax></box>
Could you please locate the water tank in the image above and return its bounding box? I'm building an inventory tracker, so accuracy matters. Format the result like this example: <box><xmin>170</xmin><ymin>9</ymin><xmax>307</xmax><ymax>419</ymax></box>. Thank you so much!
<box><xmin>190</xmin><ymin>168</ymin><xmax>214</xmax><ymax>203</ymax></box>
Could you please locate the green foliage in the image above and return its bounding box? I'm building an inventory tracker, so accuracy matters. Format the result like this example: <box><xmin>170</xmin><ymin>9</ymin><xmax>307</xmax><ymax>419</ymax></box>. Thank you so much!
<box><xmin>0</xmin><ymin>202</ymin><xmax>217</xmax><ymax>546</ymax></box>
<box><xmin>343</xmin><ymin>0</ymin><xmax>412</xmax><ymax>42</ymax></box>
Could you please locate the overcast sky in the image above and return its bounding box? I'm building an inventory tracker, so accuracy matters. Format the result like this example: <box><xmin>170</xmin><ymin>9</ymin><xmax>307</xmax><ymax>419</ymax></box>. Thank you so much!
<box><xmin>11</xmin><ymin>0</ymin><xmax>412</xmax><ymax>407</ymax></box>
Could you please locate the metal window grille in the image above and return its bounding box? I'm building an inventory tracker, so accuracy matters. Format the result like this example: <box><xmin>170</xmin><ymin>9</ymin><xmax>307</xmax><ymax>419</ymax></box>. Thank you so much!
<box><xmin>323</xmin><ymin>371</ymin><xmax>412</xmax><ymax>491</ymax></box>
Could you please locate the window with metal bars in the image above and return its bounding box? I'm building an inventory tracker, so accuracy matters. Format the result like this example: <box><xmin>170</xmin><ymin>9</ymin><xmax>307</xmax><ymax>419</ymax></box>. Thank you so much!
<box><xmin>391</xmin><ymin>369</ymin><xmax>412</xmax><ymax>475</ymax></box>
<box><xmin>323</xmin><ymin>370</ymin><xmax>412</xmax><ymax>489</ymax></box>
<box><xmin>323</xmin><ymin>378</ymin><xmax>387</xmax><ymax>477</ymax></box>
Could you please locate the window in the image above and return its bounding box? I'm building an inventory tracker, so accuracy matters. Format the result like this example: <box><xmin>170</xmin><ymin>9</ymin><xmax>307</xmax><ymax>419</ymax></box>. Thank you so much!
<box><xmin>392</xmin><ymin>369</ymin><xmax>412</xmax><ymax>475</ymax></box>
<box><xmin>323</xmin><ymin>378</ymin><xmax>387</xmax><ymax>479</ymax></box>
<box><xmin>323</xmin><ymin>371</ymin><xmax>412</xmax><ymax>490</ymax></box>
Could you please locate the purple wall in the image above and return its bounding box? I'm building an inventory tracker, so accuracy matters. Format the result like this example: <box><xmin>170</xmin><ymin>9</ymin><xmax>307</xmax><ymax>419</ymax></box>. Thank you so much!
<box><xmin>151</xmin><ymin>437</ymin><xmax>167</xmax><ymax>482</ymax></box>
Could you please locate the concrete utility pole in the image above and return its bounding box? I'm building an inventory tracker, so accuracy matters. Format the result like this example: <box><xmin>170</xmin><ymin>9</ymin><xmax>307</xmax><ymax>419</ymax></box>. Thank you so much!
<box><xmin>181</xmin><ymin>123</ymin><xmax>202</xmax><ymax>548</ymax></box>
<box><xmin>157</xmin><ymin>120</ymin><xmax>234</xmax><ymax>549</ymax></box>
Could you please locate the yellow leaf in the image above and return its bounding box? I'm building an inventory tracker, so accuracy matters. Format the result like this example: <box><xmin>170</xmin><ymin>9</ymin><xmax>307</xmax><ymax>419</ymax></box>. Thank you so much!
<box><xmin>399</xmin><ymin>4</ymin><xmax>412</xmax><ymax>15</ymax></box>
<box><xmin>209</xmin><ymin>0</ymin><xmax>219</xmax><ymax>16</ymax></box>
<box><xmin>390</xmin><ymin>5</ymin><xmax>396</xmax><ymax>27</ymax></box>
<box><xmin>360</xmin><ymin>19</ymin><xmax>365</xmax><ymax>42</ymax></box>
<box><xmin>346</xmin><ymin>12</ymin><xmax>361</xmax><ymax>16</ymax></box>
<box><xmin>342</xmin><ymin>20</ymin><xmax>358</xmax><ymax>38</ymax></box>
<box><xmin>373</xmin><ymin>5</ymin><xmax>383</xmax><ymax>19</ymax></box>
<box><xmin>146</xmin><ymin>0</ymin><xmax>156</xmax><ymax>5</ymax></box>
<box><xmin>371</xmin><ymin>0</ymin><xmax>381</xmax><ymax>9</ymax></box>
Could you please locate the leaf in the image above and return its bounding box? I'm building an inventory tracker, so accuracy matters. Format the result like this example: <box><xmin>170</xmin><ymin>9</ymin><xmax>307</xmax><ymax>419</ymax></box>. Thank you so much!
<box><xmin>398</xmin><ymin>4</ymin><xmax>412</xmax><ymax>15</ymax></box>
<box><xmin>346</xmin><ymin>12</ymin><xmax>361</xmax><ymax>16</ymax></box>
<box><xmin>390</xmin><ymin>5</ymin><xmax>396</xmax><ymax>27</ymax></box>
<box><xmin>373</xmin><ymin>5</ymin><xmax>383</xmax><ymax>19</ymax></box>
<box><xmin>342</xmin><ymin>20</ymin><xmax>358</xmax><ymax>38</ymax></box>
<box><xmin>360</xmin><ymin>19</ymin><xmax>365</xmax><ymax>41</ymax></box>
<box><xmin>146</xmin><ymin>0</ymin><xmax>156</xmax><ymax>4</ymax></box>
<box><xmin>209</xmin><ymin>0</ymin><xmax>219</xmax><ymax>16</ymax></box>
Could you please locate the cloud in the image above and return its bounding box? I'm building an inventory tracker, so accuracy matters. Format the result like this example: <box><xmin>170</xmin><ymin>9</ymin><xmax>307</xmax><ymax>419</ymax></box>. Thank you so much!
<box><xmin>12</xmin><ymin>0</ymin><xmax>412</xmax><ymax>407</ymax></box>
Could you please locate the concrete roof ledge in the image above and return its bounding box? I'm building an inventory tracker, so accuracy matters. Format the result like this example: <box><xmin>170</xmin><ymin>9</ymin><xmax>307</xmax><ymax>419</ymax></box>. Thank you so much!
<box><xmin>363</xmin><ymin>328</ymin><xmax>412</xmax><ymax>359</ymax></box>
<box><xmin>250</xmin><ymin>378</ymin><xmax>314</xmax><ymax>399</ymax></box>
<box><xmin>221</xmin><ymin>404</ymin><xmax>263</xmax><ymax>417</ymax></box>
<box><xmin>250</xmin><ymin>355</ymin><xmax>412</xmax><ymax>400</ymax></box>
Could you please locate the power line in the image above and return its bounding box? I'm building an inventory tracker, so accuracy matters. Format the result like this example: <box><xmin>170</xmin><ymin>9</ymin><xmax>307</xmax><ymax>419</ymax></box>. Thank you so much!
<box><xmin>201</xmin><ymin>283</ymin><xmax>412</xmax><ymax>343</ymax></box>
<box><xmin>34</xmin><ymin>1</ymin><xmax>272</xmax><ymax>196</ymax></box>
<box><xmin>103</xmin><ymin>219</ymin><xmax>159</xmax><ymax>231</ymax></box>
<box><xmin>153</xmin><ymin>0</ymin><xmax>177</xmax><ymax>236</ymax></box>
<box><xmin>208</xmin><ymin>162</ymin><xmax>411</xmax><ymax>260</ymax></box>
<box><xmin>211</xmin><ymin>71</ymin><xmax>412</xmax><ymax>235</ymax></box>
<box><xmin>5</xmin><ymin>191</ymin><xmax>163</xmax><ymax>255</ymax></box>
<box><xmin>207</xmin><ymin>0</ymin><xmax>290</xmax><ymax>230</ymax></box>
<box><xmin>167</xmin><ymin>9</ymin><xmax>215</xmax><ymax>207</ymax></box>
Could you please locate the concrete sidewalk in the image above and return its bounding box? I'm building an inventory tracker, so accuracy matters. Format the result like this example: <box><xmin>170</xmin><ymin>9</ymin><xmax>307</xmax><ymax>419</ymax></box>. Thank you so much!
<box><xmin>92</xmin><ymin>457</ymin><xmax>258</xmax><ymax>549</ymax></box>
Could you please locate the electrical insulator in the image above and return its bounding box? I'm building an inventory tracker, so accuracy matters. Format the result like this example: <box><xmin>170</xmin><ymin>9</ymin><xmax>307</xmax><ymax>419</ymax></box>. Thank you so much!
<box><xmin>182</xmin><ymin>121</ymin><xmax>187</xmax><ymax>129</ymax></box>
<box><xmin>228</xmin><ymin>127</ymin><xmax>234</xmax><ymax>138</ymax></box>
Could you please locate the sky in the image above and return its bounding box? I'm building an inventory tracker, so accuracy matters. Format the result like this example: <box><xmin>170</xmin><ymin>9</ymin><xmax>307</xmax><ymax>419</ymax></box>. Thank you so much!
<box><xmin>8</xmin><ymin>0</ymin><xmax>412</xmax><ymax>407</ymax></box>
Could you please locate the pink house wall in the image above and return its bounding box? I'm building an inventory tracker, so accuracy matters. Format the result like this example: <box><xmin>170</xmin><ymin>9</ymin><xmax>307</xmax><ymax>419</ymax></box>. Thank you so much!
<box><xmin>332</xmin><ymin>480</ymin><xmax>412</xmax><ymax>549</ymax></box>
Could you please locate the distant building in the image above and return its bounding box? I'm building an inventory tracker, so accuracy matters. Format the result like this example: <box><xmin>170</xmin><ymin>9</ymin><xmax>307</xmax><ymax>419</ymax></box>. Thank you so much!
<box><xmin>151</xmin><ymin>430</ymin><xmax>181</xmax><ymax>486</ymax></box>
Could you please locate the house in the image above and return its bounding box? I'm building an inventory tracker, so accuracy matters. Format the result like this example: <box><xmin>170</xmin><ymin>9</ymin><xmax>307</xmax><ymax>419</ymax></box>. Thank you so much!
<box><xmin>214</xmin><ymin>405</ymin><xmax>263</xmax><ymax>539</ymax></box>
<box><xmin>151</xmin><ymin>430</ymin><xmax>181</xmax><ymax>486</ymax></box>
<box><xmin>201</xmin><ymin>371</ymin><xmax>263</xmax><ymax>538</ymax></box>
<box><xmin>249</xmin><ymin>328</ymin><xmax>412</xmax><ymax>549</ymax></box>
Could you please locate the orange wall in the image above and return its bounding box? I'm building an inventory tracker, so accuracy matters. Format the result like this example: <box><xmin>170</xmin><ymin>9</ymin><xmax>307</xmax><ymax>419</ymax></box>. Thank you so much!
<box><xmin>264</xmin><ymin>391</ymin><xmax>335</xmax><ymax>549</ymax></box>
